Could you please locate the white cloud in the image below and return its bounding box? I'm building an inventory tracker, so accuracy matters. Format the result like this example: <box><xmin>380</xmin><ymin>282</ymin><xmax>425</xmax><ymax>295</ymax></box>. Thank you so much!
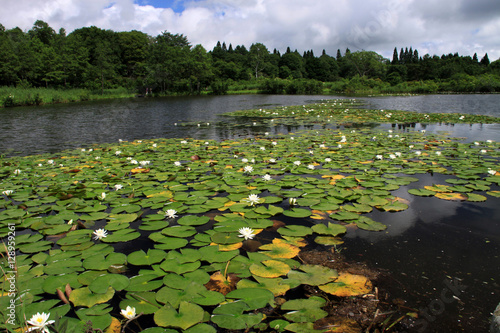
<box><xmin>1</xmin><ymin>0</ymin><xmax>499</xmax><ymax>60</ymax></box>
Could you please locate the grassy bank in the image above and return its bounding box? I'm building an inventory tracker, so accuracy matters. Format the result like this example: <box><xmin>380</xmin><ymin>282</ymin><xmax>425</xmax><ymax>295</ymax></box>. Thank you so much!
<box><xmin>0</xmin><ymin>87</ymin><xmax>136</xmax><ymax>108</ymax></box>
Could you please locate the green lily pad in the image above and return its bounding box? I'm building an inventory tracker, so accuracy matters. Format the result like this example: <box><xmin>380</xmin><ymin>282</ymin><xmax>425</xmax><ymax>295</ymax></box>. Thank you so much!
<box><xmin>287</xmin><ymin>265</ymin><xmax>338</xmax><ymax>286</ymax></box>
<box><xmin>283</xmin><ymin>208</ymin><xmax>312</xmax><ymax>218</ymax></box>
<box><xmin>69</xmin><ymin>286</ymin><xmax>115</xmax><ymax>308</ymax></box>
<box><xmin>127</xmin><ymin>249</ymin><xmax>167</xmax><ymax>266</ymax></box>
<box><xmin>281</xmin><ymin>296</ymin><xmax>328</xmax><ymax>323</ymax></box>
<box><xmin>311</xmin><ymin>222</ymin><xmax>347</xmax><ymax>236</ymax></box>
<box><xmin>225</xmin><ymin>287</ymin><xmax>275</xmax><ymax>310</ymax></box>
<box><xmin>88</xmin><ymin>274</ymin><xmax>130</xmax><ymax>293</ymax></box>
<box><xmin>154</xmin><ymin>302</ymin><xmax>204</xmax><ymax>330</ymax></box>
<box><xmin>211</xmin><ymin>301</ymin><xmax>264</xmax><ymax>330</ymax></box>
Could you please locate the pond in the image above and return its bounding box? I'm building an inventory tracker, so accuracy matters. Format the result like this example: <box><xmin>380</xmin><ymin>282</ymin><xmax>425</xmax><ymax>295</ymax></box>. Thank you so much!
<box><xmin>0</xmin><ymin>93</ymin><xmax>499</xmax><ymax>332</ymax></box>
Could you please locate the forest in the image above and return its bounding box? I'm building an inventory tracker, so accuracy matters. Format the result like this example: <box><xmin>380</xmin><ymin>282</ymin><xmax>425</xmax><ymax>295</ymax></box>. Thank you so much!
<box><xmin>1</xmin><ymin>20</ymin><xmax>500</xmax><ymax>104</ymax></box>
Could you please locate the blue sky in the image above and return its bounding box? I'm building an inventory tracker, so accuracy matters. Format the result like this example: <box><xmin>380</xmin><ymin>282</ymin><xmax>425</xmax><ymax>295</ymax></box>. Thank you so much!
<box><xmin>134</xmin><ymin>0</ymin><xmax>185</xmax><ymax>11</ymax></box>
<box><xmin>1</xmin><ymin>0</ymin><xmax>499</xmax><ymax>60</ymax></box>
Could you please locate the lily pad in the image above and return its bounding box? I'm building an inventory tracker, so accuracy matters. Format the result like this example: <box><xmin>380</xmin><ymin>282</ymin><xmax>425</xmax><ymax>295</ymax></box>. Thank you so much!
<box><xmin>154</xmin><ymin>302</ymin><xmax>204</xmax><ymax>330</ymax></box>
<box><xmin>318</xmin><ymin>272</ymin><xmax>372</xmax><ymax>296</ymax></box>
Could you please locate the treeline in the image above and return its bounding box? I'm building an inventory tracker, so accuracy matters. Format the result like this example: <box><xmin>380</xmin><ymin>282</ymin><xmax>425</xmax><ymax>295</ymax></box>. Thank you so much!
<box><xmin>1</xmin><ymin>20</ymin><xmax>500</xmax><ymax>97</ymax></box>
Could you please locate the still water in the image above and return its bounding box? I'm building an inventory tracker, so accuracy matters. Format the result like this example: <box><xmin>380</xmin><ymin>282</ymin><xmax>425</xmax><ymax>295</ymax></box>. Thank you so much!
<box><xmin>1</xmin><ymin>94</ymin><xmax>499</xmax><ymax>156</ymax></box>
<box><xmin>1</xmin><ymin>94</ymin><xmax>499</xmax><ymax>331</ymax></box>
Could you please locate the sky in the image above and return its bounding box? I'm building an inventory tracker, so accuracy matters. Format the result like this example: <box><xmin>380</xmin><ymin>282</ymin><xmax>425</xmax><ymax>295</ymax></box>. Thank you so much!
<box><xmin>1</xmin><ymin>0</ymin><xmax>499</xmax><ymax>61</ymax></box>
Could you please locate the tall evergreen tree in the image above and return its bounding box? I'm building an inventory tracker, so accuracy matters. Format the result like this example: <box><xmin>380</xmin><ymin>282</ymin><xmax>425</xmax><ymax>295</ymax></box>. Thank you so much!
<box><xmin>392</xmin><ymin>47</ymin><xmax>399</xmax><ymax>64</ymax></box>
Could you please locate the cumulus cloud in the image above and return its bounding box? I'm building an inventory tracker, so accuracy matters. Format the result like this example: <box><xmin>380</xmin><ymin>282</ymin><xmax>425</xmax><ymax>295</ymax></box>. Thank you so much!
<box><xmin>1</xmin><ymin>0</ymin><xmax>499</xmax><ymax>60</ymax></box>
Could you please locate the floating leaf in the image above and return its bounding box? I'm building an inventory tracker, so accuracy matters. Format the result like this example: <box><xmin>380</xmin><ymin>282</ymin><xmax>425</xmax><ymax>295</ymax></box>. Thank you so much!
<box><xmin>311</xmin><ymin>222</ymin><xmax>346</xmax><ymax>236</ymax></box>
<box><xmin>204</xmin><ymin>271</ymin><xmax>240</xmax><ymax>295</ymax></box>
<box><xmin>435</xmin><ymin>192</ymin><xmax>467</xmax><ymax>201</ymax></box>
<box><xmin>69</xmin><ymin>286</ymin><xmax>115</xmax><ymax>308</ymax></box>
<box><xmin>408</xmin><ymin>188</ymin><xmax>436</xmax><ymax>196</ymax></box>
<box><xmin>259</xmin><ymin>239</ymin><xmax>300</xmax><ymax>259</ymax></box>
<box><xmin>355</xmin><ymin>216</ymin><xmax>386</xmax><ymax>231</ymax></box>
<box><xmin>281</xmin><ymin>296</ymin><xmax>327</xmax><ymax>323</ymax></box>
<box><xmin>277</xmin><ymin>225</ymin><xmax>312</xmax><ymax>237</ymax></box>
<box><xmin>314</xmin><ymin>236</ymin><xmax>344</xmax><ymax>246</ymax></box>
<box><xmin>127</xmin><ymin>249</ymin><xmax>166</xmax><ymax>266</ymax></box>
<box><xmin>154</xmin><ymin>302</ymin><xmax>204</xmax><ymax>330</ymax></box>
<box><xmin>211</xmin><ymin>301</ymin><xmax>264</xmax><ymax>330</ymax></box>
<box><xmin>318</xmin><ymin>272</ymin><xmax>372</xmax><ymax>296</ymax></box>
<box><xmin>225</xmin><ymin>287</ymin><xmax>275</xmax><ymax>310</ymax></box>
<box><xmin>283</xmin><ymin>208</ymin><xmax>312</xmax><ymax>218</ymax></box>
<box><xmin>250</xmin><ymin>260</ymin><xmax>291</xmax><ymax>278</ymax></box>
<box><xmin>89</xmin><ymin>274</ymin><xmax>130</xmax><ymax>293</ymax></box>
<box><xmin>287</xmin><ymin>265</ymin><xmax>338</xmax><ymax>286</ymax></box>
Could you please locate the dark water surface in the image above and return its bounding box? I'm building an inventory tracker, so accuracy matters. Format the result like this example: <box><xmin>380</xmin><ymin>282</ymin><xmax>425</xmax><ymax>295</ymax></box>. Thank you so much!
<box><xmin>1</xmin><ymin>94</ymin><xmax>499</xmax><ymax>331</ymax></box>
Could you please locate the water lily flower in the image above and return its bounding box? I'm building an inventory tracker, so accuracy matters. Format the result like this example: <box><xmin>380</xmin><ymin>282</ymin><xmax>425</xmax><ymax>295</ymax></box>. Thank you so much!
<box><xmin>293</xmin><ymin>161</ymin><xmax>301</xmax><ymax>166</ymax></box>
<box><xmin>260</xmin><ymin>147</ymin><xmax>266</xmax><ymax>151</ymax></box>
<box><xmin>395</xmin><ymin>152</ymin><xmax>402</xmax><ymax>157</ymax></box>
<box><xmin>99</xmin><ymin>192</ymin><xmax>106</xmax><ymax>200</ymax></box>
<box><xmin>245</xmin><ymin>194</ymin><xmax>261</xmax><ymax>206</ymax></box>
<box><xmin>480</xmin><ymin>149</ymin><xmax>487</xmax><ymax>154</ymax></box>
<box><xmin>307</xmin><ymin>164</ymin><xmax>315</xmax><ymax>170</ymax></box>
<box><xmin>27</xmin><ymin>312</ymin><xmax>55</xmax><ymax>333</ymax></box>
<box><xmin>181</xmin><ymin>140</ymin><xmax>187</xmax><ymax>144</ymax></box>
<box><xmin>174</xmin><ymin>161</ymin><xmax>182</xmax><ymax>167</ymax></box>
<box><xmin>375</xmin><ymin>155</ymin><xmax>383</xmax><ymax>160</ymax></box>
<box><xmin>139</xmin><ymin>161</ymin><xmax>150</xmax><ymax>166</ymax></box>
<box><xmin>130</xmin><ymin>160</ymin><xmax>138</xmax><ymax>164</ymax></box>
<box><xmin>241</xmin><ymin>158</ymin><xmax>249</xmax><ymax>163</ymax></box>
<box><xmin>114</xmin><ymin>184</ymin><xmax>123</xmax><ymax>190</ymax></box>
<box><xmin>474</xmin><ymin>142</ymin><xmax>480</xmax><ymax>146</ymax></box>
<box><xmin>262</xmin><ymin>174</ymin><xmax>272</xmax><ymax>181</ymax></box>
<box><xmin>436</xmin><ymin>151</ymin><xmax>442</xmax><ymax>156</ymax></box>
<box><xmin>324</xmin><ymin>158</ymin><xmax>332</xmax><ymax>162</ymax></box>
<box><xmin>319</xmin><ymin>144</ymin><xmax>325</xmax><ymax>148</ymax></box>
<box><xmin>459</xmin><ymin>115</ymin><xmax>465</xmax><ymax>120</ymax></box>
<box><xmin>244</xmin><ymin>165</ymin><xmax>253</xmax><ymax>173</ymax></box>
<box><xmin>486</xmin><ymin>140</ymin><xmax>493</xmax><ymax>143</ymax></box>
<box><xmin>421</xmin><ymin>130</ymin><xmax>426</xmax><ymax>133</ymax></box>
<box><xmin>337</xmin><ymin>144</ymin><xmax>342</xmax><ymax>148</ymax></box>
<box><xmin>289</xmin><ymin>198</ymin><xmax>297</xmax><ymax>206</ymax></box>
<box><xmin>93</xmin><ymin>229</ymin><xmax>108</xmax><ymax>240</ymax></box>
<box><xmin>415</xmin><ymin>151</ymin><xmax>422</xmax><ymax>156</ymax></box>
<box><xmin>264</xmin><ymin>132</ymin><xmax>269</xmax><ymax>136</ymax></box>
<box><xmin>67</xmin><ymin>219</ymin><xmax>73</xmax><ymax>225</ymax></box>
<box><xmin>340</xmin><ymin>136</ymin><xmax>347</xmax><ymax>143</ymax></box>
<box><xmin>2</xmin><ymin>190</ymin><xmax>14</xmax><ymax>196</ymax></box>
<box><xmin>488</xmin><ymin>169</ymin><xmax>497</xmax><ymax>176</ymax></box>
<box><xmin>290</xmin><ymin>137</ymin><xmax>294</xmax><ymax>140</ymax></box>
<box><xmin>121</xmin><ymin>306</ymin><xmax>137</xmax><ymax>320</ymax></box>
<box><xmin>309</xmin><ymin>150</ymin><xmax>314</xmax><ymax>155</ymax></box>
<box><xmin>238</xmin><ymin>227</ymin><xmax>255</xmax><ymax>240</ymax></box>
<box><xmin>115</xmin><ymin>151</ymin><xmax>121</xmax><ymax>155</ymax></box>
<box><xmin>47</xmin><ymin>160</ymin><xmax>54</xmax><ymax>164</ymax></box>
<box><xmin>165</xmin><ymin>209</ymin><xmax>178</xmax><ymax>219</ymax></box>
<box><xmin>389</xmin><ymin>154</ymin><xmax>396</xmax><ymax>159</ymax></box>
<box><xmin>272</xmin><ymin>141</ymin><xmax>278</xmax><ymax>146</ymax></box>
<box><xmin>269</xmin><ymin>158</ymin><xmax>276</xmax><ymax>163</ymax></box>
<box><xmin>152</xmin><ymin>144</ymin><xmax>157</xmax><ymax>148</ymax></box>
<box><xmin>13</xmin><ymin>169</ymin><xmax>21</xmax><ymax>175</ymax></box>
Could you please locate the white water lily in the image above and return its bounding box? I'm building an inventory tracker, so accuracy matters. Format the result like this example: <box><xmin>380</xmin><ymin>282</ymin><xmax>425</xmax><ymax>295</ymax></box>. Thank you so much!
<box><xmin>241</xmin><ymin>158</ymin><xmax>249</xmax><ymax>163</ymax></box>
<box><xmin>272</xmin><ymin>141</ymin><xmax>278</xmax><ymax>146</ymax></box>
<box><xmin>244</xmin><ymin>165</ymin><xmax>253</xmax><ymax>173</ymax></box>
<box><xmin>180</xmin><ymin>140</ymin><xmax>187</xmax><ymax>144</ymax></box>
<box><xmin>2</xmin><ymin>190</ymin><xmax>14</xmax><ymax>196</ymax></box>
<box><xmin>165</xmin><ymin>209</ymin><xmax>178</xmax><ymax>219</ymax></box>
<box><xmin>337</xmin><ymin>144</ymin><xmax>342</xmax><ymax>148</ymax></box>
<box><xmin>324</xmin><ymin>158</ymin><xmax>332</xmax><ymax>162</ymax></box>
<box><xmin>114</xmin><ymin>184</ymin><xmax>123</xmax><ymax>190</ymax></box>
<box><xmin>488</xmin><ymin>169</ymin><xmax>497</xmax><ymax>176</ymax></box>
<box><xmin>245</xmin><ymin>194</ymin><xmax>261</xmax><ymax>206</ymax></box>
<box><xmin>375</xmin><ymin>155</ymin><xmax>383</xmax><ymax>160</ymax></box>
<box><xmin>152</xmin><ymin>143</ymin><xmax>157</xmax><ymax>148</ymax></box>
<box><xmin>238</xmin><ymin>227</ymin><xmax>255</xmax><ymax>240</ymax></box>
<box><xmin>93</xmin><ymin>229</ymin><xmax>108</xmax><ymax>240</ymax></box>
<box><xmin>47</xmin><ymin>159</ymin><xmax>54</xmax><ymax>164</ymax></box>
<box><xmin>13</xmin><ymin>169</ymin><xmax>21</xmax><ymax>175</ymax></box>
<box><xmin>27</xmin><ymin>312</ymin><xmax>55</xmax><ymax>333</ymax></box>
<box><xmin>307</xmin><ymin>164</ymin><xmax>315</xmax><ymax>170</ymax></box>
<box><xmin>340</xmin><ymin>136</ymin><xmax>347</xmax><ymax>143</ymax></box>
<box><xmin>115</xmin><ymin>151</ymin><xmax>121</xmax><ymax>155</ymax></box>
<box><xmin>139</xmin><ymin>161</ymin><xmax>150</xmax><ymax>166</ymax></box>
<box><xmin>99</xmin><ymin>192</ymin><xmax>106</xmax><ymax>200</ymax></box>
<box><xmin>474</xmin><ymin>142</ymin><xmax>480</xmax><ymax>145</ymax></box>
<box><xmin>269</xmin><ymin>158</ymin><xmax>276</xmax><ymax>163</ymax></box>
<box><xmin>395</xmin><ymin>152</ymin><xmax>402</xmax><ymax>157</ymax></box>
<box><xmin>262</xmin><ymin>174</ymin><xmax>272</xmax><ymax>181</ymax></box>
<box><xmin>130</xmin><ymin>160</ymin><xmax>138</xmax><ymax>164</ymax></box>
<box><xmin>389</xmin><ymin>154</ymin><xmax>396</xmax><ymax>159</ymax></box>
<box><xmin>293</xmin><ymin>161</ymin><xmax>301</xmax><ymax>166</ymax></box>
<box><xmin>436</xmin><ymin>151</ymin><xmax>442</xmax><ymax>156</ymax></box>
<box><xmin>481</xmin><ymin>149</ymin><xmax>487</xmax><ymax>154</ymax></box>
<box><xmin>415</xmin><ymin>151</ymin><xmax>422</xmax><ymax>156</ymax></box>
<box><xmin>121</xmin><ymin>306</ymin><xmax>137</xmax><ymax>320</ymax></box>
<box><xmin>67</xmin><ymin>219</ymin><xmax>73</xmax><ymax>225</ymax></box>
<box><xmin>174</xmin><ymin>161</ymin><xmax>182</xmax><ymax>167</ymax></box>
<box><xmin>289</xmin><ymin>198</ymin><xmax>297</xmax><ymax>206</ymax></box>
<box><xmin>260</xmin><ymin>146</ymin><xmax>266</xmax><ymax>151</ymax></box>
